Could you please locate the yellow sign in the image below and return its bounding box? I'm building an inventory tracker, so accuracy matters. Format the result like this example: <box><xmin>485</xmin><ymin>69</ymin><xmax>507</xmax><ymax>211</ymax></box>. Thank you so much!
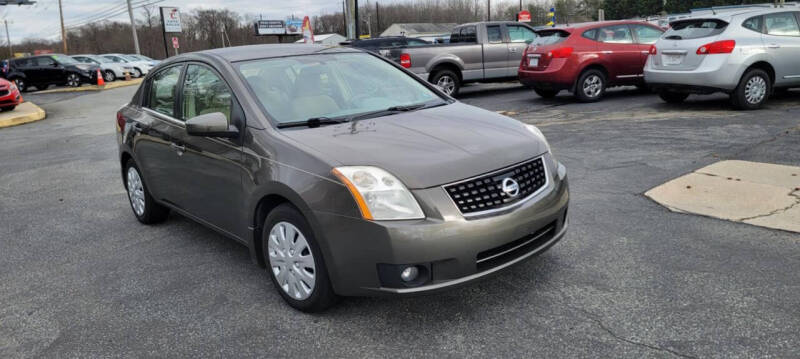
<box><xmin>359</xmin><ymin>34</ymin><xmax>371</xmax><ymax>39</ymax></box>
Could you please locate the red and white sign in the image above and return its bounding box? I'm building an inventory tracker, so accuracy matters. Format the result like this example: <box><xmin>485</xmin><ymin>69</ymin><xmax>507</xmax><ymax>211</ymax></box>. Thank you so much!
<box><xmin>517</xmin><ymin>10</ymin><xmax>531</xmax><ymax>22</ymax></box>
<box><xmin>161</xmin><ymin>7</ymin><xmax>182</xmax><ymax>33</ymax></box>
<box><xmin>171</xmin><ymin>37</ymin><xmax>180</xmax><ymax>49</ymax></box>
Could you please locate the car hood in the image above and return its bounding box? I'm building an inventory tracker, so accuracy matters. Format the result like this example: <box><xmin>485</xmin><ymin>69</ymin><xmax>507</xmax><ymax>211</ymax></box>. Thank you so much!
<box><xmin>280</xmin><ymin>102</ymin><xmax>548</xmax><ymax>189</ymax></box>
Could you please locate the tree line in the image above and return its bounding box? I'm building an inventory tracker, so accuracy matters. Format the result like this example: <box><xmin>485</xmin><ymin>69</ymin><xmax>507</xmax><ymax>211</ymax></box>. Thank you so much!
<box><xmin>11</xmin><ymin>0</ymin><xmax>768</xmax><ymax>59</ymax></box>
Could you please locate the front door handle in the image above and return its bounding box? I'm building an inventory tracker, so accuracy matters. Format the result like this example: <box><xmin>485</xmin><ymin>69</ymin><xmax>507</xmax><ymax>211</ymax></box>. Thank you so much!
<box><xmin>768</xmin><ymin>43</ymin><xmax>781</xmax><ymax>49</ymax></box>
<box><xmin>170</xmin><ymin>142</ymin><xmax>186</xmax><ymax>155</ymax></box>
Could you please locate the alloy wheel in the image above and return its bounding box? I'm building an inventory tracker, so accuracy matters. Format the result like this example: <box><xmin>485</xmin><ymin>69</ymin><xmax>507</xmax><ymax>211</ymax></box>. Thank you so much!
<box><xmin>104</xmin><ymin>71</ymin><xmax>115</xmax><ymax>82</ymax></box>
<box><xmin>582</xmin><ymin>75</ymin><xmax>602</xmax><ymax>98</ymax></box>
<box><xmin>437</xmin><ymin>75</ymin><xmax>455</xmax><ymax>95</ymax></box>
<box><xmin>67</xmin><ymin>74</ymin><xmax>80</xmax><ymax>87</ymax></box>
<box><xmin>268</xmin><ymin>221</ymin><xmax>316</xmax><ymax>300</ymax></box>
<box><xmin>744</xmin><ymin>75</ymin><xmax>767</xmax><ymax>105</ymax></box>
<box><xmin>14</xmin><ymin>79</ymin><xmax>24</xmax><ymax>92</ymax></box>
<box><xmin>126</xmin><ymin>167</ymin><xmax>145</xmax><ymax>217</ymax></box>
<box><xmin>133</xmin><ymin>68</ymin><xmax>142</xmax><ymax>78</ymax></box>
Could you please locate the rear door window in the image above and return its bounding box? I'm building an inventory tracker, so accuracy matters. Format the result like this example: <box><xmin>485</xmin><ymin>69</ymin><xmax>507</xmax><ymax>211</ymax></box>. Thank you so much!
<box><xmin>742</xmin><ymin>16</ymin><xmax>763</xmax><ymax>33</ymax></box>
<box><xmin>486</xmin><ymin>25</ymin><xmax>502</xmax><ymax>43</ymax></box>
<box><xmin>664</xmin><ymin>19</ymin><xmax>728</xmax><ymax>40</ymax></box>
<box><xmin>765</xmin><ymin>12</ymin><xmax>800</xmax><ymax>36</ymax></box>
<box><xmin>147</xmin><ymin>65</ymin><xmax>182</xmax><ymax>118</ymax></box>
<box><xmin>182</xmin><ymin>64</ymin><xmax>233</xmax><ymax>122</ymax></box>
<box><xmin>633</xmin><ymin>25</ymin><xmax>664</xmax><ymax>44</ymax></box>
<box><xmin>597</xmin><ymin>25</ymin><xmax>633</xmax><ymax>44</ymax></box>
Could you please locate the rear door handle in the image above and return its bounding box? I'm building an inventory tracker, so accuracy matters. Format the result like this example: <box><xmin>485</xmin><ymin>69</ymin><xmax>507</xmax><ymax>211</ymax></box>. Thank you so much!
<box><xmin>170</xmin><ymin>142</ymin><xmax>186</xmax><ymax>155</ymax></box>
<box><xmin>768</xmin><ymin>43</ymin><xmax>781</xmax><ymax>49</ymax></box>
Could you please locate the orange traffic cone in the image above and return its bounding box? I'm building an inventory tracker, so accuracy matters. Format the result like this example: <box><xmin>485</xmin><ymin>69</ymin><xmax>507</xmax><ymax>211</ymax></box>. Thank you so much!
<box><xmin>96</xmin><ymin>69</ymin><xmax>105</xmax><ymax>87</ymax></box>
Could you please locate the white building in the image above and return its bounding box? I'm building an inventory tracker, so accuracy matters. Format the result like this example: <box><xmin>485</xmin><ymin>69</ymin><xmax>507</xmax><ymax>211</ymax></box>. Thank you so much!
<box><xmin>295</xmin><ymin>33</ymin><xmax>347</xmax><ymax>45</ymax></box>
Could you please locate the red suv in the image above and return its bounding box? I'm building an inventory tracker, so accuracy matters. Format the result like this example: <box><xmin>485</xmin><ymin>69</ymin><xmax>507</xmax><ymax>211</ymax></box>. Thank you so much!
<box><xmin>518</xmin><ymin>21</ymin><xmax>664</xmax><ymax>102</ymax></box>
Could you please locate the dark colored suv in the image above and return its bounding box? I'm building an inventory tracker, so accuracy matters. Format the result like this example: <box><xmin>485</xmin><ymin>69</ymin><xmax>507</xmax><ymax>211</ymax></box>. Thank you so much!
<box><xmin>518</xmin><ymin>21</ymin><xmax>664</xmax><ymax>102</ymax></box>
<box><xmin>6</xmin><ymin>54</ymin><xmax>99</xmax><ymax>92</ymax></box>
<box><xmin>117</xmin><ymin>44</ymin><xmax>568</xmax><ymax>312</ymax></box>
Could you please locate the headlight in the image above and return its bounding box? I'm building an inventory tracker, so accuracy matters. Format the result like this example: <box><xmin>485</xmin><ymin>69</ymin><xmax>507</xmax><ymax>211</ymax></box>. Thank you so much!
<box><xmin>332</xmin><ymin>166</ymin><xmax>424</xmax><ymax>220</ymax></box>
<box><xmin>525</xmin><ymin>124</ymin><xmax>551</xmax><ymax>154</ymax></box>
<box><xmin>9</xmin><ymin>84</ymin><xmax>16</xmax><ymax>91</ymax></box>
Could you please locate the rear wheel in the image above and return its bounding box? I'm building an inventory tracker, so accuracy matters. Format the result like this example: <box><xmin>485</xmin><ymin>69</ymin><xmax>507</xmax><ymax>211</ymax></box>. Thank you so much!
<box><xmin>66</xmin><ymin>73</ymin><xmax>81</xmax><ymax>87</ymax></box>
<box><xmin>104</xmin><ymin>70</ymin><xmax>116</xmax><ymax>82</ymax></box>
<box><xmin>263</xmin><ymin>204</ymin><xmax>337</xmax><ymax>312</ymax></box>
<box><xmin>132</xmin><ymin>68</ymin><xmax>142</xmax><ymax>78</ymax></box>
<box><xmin>574</xmin><ymin>69</ymin><xmax>606</xmax><ymax>102</ymax></box>
<box><xmin>12</xmin><ymin>78</ymin><xmax>26</xmax><ymax>92</ymax></box>
<box><xmin>431</xmin><ymin>69</ymin><xmax>460</xmax><ymax>97</ymax></box>
<box><xmin>124</xmin><ymin>160</ymin><xmax>169</xmax><ymax>224</ymax></box>
<box><xmin>534</xmin><ymin>88</ymin><xmax>559</xmax><ymax>98</ymax></box>
<box><xmin>731</xmin><ymin>68</ymin><xmax>770</xmax><ymax>110</ymax></box>
<box><xmin>658</xmin><ymin>91</ymin><xmax>690</xmax><ymax>103</ymax></box>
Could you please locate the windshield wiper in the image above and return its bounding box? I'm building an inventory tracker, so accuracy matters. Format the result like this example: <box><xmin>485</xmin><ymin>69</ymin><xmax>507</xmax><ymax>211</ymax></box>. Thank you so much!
<box><xmin>276</xmin><ymin>117</ymin><xmax>351</xmax><ymax>129</ymax></box>
<box><xmin>385</xmin><ymin>104</ymin><xmax>426</xmax><ymax>112</ymax></box>
<box><xmin>348</xmin><ymin>102</ymin><xmax>446</xmax><ymax>121</ymax></box>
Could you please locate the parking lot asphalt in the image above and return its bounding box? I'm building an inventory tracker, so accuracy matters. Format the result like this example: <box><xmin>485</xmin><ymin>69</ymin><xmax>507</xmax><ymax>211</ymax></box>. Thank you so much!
<box><xmin>1</xmin><ymin>84</ymin><xmax>798</xmax><ymax>358</ymax></box>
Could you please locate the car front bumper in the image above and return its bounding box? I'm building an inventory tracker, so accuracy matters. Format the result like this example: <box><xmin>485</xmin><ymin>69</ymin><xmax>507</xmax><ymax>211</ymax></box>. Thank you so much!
<box><xmin>315</xmin><ymin>156</ymin><xmax>569</xmax><ymax>296</ymax></box>
<box><xmin>0</xmin><ymin>88</ymin><xmax>21</xmax><ymax>107</ymax></box>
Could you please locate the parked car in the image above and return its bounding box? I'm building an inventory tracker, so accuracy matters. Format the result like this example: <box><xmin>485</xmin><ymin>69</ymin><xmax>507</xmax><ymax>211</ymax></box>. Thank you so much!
<box><xmin>645</xmin><ymin>6</ymin><xmax>800</xmax><ymax>110</ymax></box>
<box><xmin>100</xmin><ymin>53</ymin><xmax>152</xmax><ymax>78</ymax></box>
<box><xmin>382</xmin><ymin>21</ymin><xmax>538</xmax><ymax>96</ymax></box>
<box><xmin>126</xmin><ymin>54</ymin><xmax>160</xmax><ymax>66</ymax></box>
<box><xmin>72</xmin><ymin>54</ymin><xmax>134</xmax><ymax>82</ymax></box>
<box><xmin>0</xmin><ymin>77</ymin><xmax>21</xmax><ymax>111</ymax></box>
<box><xmin>5</xmin><ymin>54</ymin><xmax>100</xmax><ymax>92</ymax></box>
<box><xmin>518</xmin><ymin>20</ymin><xmax>665</xmax><ymax>102</ymax></box>
<box><xmin>117</xmin><ymin>44</ymin><xmax>569</xmax><ymax>312</ymax></box>
<box><xmin>349</xmin><ymin>36</ymin><xmax>431</xmax><ymax>51</ymax></box>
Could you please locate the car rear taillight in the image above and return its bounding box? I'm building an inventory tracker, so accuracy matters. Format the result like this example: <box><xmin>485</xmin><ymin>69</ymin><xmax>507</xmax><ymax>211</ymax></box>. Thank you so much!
<box><xmin>696</xmin><ymin>40</ymin><xmax>735</xmax><ymax>55</ymax></box>
<box><xmin>116</xmin><ymin>111</ymin><xmax>125</xmax><ymax>132</ymax></box>
<box><xmin>400</xmin><ymin>53</ymin><xmax>411</xmax><ymax>68</ymax></box>
<box><xmin>548</xmin><ymin>47</ymin><xmax>573</xmax><ymax>58</ymax></box>
<box><xmin>649</xmin><ymin>45</ymin><xmax>657</xmax><ymax>55</ymax></box>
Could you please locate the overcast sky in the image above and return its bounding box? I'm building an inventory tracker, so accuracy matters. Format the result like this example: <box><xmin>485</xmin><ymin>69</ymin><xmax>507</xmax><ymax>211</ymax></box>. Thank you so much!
<box><xmin>0</xmin><ymin>0</ymin><xmax>399</xmax><ymax>43</ymax></box>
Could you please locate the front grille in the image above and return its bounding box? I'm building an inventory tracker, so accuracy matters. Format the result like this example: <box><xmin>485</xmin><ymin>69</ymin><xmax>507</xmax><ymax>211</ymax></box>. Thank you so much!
<box><xmin>476</xmin><ymin>221</ymin><xmax>556</xmax><ymax>271</ymax></box>
<box><xmin>444</xmin><ymin>157</ymin><xmax>547</xmax><ymax>215</ymax></box>
<box><xmin>0</xmin><ymin>89</ymin><xmax>9</xmax><ymax>96</ymax></box>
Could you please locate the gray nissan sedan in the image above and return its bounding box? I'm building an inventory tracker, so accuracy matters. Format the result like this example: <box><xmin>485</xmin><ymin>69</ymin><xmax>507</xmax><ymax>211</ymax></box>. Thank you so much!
<box><xmin>116</xmin><ymin>44</ymin><xmax>569</xmax><ymax>312</ymax></box>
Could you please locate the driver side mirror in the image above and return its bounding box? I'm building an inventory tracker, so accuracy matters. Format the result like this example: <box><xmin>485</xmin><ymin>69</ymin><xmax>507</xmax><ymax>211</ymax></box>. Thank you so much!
<box><xmin>186</xmin><ymin>112</ymin><xmax>239</xmax><ymax>138</ymax></box>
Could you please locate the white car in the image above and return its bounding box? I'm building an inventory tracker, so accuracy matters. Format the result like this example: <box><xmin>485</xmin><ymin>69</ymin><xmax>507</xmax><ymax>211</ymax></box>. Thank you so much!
<box><xmin>100</xmin><ymin>53</ymin><xmax>153</xmax><ymax>78</ymax></box>
<box><xmin>72</xmin><ymin>54</ymin><xmax>134</xmax><ymax>82</ymax></box>
<box><xmin>127</xmin><ymin>54</ymin><xmax>160</xmax><ymax>67</ymax></box>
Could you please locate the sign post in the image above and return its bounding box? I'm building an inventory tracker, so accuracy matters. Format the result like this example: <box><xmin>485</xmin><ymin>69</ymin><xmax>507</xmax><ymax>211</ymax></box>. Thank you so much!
<box><xmin>172</xmin><ymin>37</ymin><xmax>179</xmax><ymax>55</ymax></box>
<box><xmin>160</xmin><ymin>7</ymin><xmax>182</xmax><ymax>58</ymax></box>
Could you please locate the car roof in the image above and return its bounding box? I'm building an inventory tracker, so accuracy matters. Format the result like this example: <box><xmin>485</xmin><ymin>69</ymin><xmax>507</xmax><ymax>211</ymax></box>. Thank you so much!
<box><xmin>194</xmin><ymin>44</ymin><xmax>362</xmax><ymax>63</ymax></box>
<box><xmin>541</xmin><ymin>20</ymin><xmax>657</xmax><ymax>31</ymax></box>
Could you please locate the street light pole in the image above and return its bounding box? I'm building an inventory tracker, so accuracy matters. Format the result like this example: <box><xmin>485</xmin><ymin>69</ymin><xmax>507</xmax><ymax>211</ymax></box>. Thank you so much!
<box><xmin>57</xmin><ymin>0</ymin><xmax>67</xmax><ymax>53</ymax></box>
<box><xmin>126</xmin><ymin>0</ymin><xmax>141</xmax><ymax>54</ymax></box>
<box><xmin>4</xmin><ymin>19</ymin><xmax>11</xmax><ymax>58</ymax></box>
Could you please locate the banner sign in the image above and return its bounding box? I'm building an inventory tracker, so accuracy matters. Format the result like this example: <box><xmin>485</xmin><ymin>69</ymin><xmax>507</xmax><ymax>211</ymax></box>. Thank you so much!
<box><xmin>161</xmin><ymin>7</ymin><xmax>182</xmax><ymax>33</ymax></box>
<box><xmin>285</xmin><ymin>19</ymin><xmax>303</xmax><ymax>35</ymax></box>
<box><xmin>255</xmin><ymin>20</ymin><xmax>286</xmax><ymax>35</ymax></box>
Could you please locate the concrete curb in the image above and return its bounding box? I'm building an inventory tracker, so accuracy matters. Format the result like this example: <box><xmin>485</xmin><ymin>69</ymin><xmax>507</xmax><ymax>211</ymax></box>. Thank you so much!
<box><xmin>0</xmin><ymin>102</ymin><xmax>46</xmax><ymax>128</ymax></box>
<box><xmin>33</xmin><ymin>78</ymin><xmax>143</xmax><ymax>94</ymax></box>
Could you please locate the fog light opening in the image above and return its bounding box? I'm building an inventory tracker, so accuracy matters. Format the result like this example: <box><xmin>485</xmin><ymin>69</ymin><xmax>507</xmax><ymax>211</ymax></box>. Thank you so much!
<box><xmin>400</xmin><ymin>266</ymin><xmax>420</xmax><ymax>282</ymax></box>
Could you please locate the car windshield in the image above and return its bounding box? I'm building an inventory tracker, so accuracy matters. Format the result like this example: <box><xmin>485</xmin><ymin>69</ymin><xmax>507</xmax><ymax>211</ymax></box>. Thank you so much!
<box><xmin>52</xmin><ymin>55</ymin><xmax>78</xmax><ymax>64</ymax></box>
<box><xmin>122</xmin><ymin>55</ymin><xmax>140</xmax><ymax>62</ymax></box>
<box><xmin>533</xmin><ymin>30</ymin><xmax>570</xmax><ymax>46</ymax></box>
<box><xmin>665</xmin><ymin>19</ymin><xmax>728</xmax><ymax>40</ymax></box>
<box><xmin>238</xmin><ymin>52</ymin><xmax>446</xmax><ymax>126</ymax></box>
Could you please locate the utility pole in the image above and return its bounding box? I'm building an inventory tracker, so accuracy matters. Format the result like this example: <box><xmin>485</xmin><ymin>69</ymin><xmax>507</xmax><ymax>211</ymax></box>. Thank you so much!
<box><xmin>4</xmin><ymin>19</ymin><xmax>11</xmax><ymax>58</ymax></box>
<box><xmin>487</xmin><ymin>0</ymin><xmax>490</xmax><ymax>21</ymax></box>
<box><xmin>375</xmin><ymin>2</ymin><xmax>379</xmax><ymax>35</ymax></box>
<box><xmin>354</xmin><ymin>0</ymin><xmax>360</xmax><ymax>38</ymax></box>
<box><xmin>57</xmin><ymin>0</ymin><xmax>67</xmax><ymax>53</ymax></box>
<box><xmin>519</xmin><ymin>0</ymin><xmax>522</xmax><ymax>12</ymax></box>
<box><xmin>126</xmin><ymin>0</ymin><xmax>140</xmax><ymax>54</ymax></box>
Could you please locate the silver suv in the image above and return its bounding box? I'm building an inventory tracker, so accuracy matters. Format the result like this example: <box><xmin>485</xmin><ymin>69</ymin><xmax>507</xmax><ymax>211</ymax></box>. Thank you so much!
<box><xmin>645</xmin><ymin>6</ymin><xmax>800</xmax><ymax>109</ymax></box>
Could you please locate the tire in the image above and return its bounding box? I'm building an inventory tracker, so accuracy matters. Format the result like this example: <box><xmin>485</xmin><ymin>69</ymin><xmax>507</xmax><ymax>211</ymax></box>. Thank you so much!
<box><xmin>12</xmin><ymin>78</ymin><xmax>26</xmax><ymax>92</ymax></box>
<box><xmin>124</xmin><ymin>159</ymin><xmax>169</xmax><ymax>224</ymax></box>
<box><xmin>104</xmin><ymin>70</ymin><xmax>116</xmax><ymax>82</ymax></box>
<box><xmin>574</xmin><ymin>69</ymin><xmax>606</xmax><ymax>102</ymax></box>
<box><xmin>1</xmin><ymin>106</ymin><xmax>16</xmax><ymax>112</ymax></box>
<box><xmin>430</xmin><ymin>69</ymin><xmax>460</xmax><ymax>97</ymax></box>
<box><xmin>730</xmin><ymin>68</ymin><xmax>770</xmax><ymax>110</ymax></box>
<box><xmin>658</xmin><ymin>91</ymin><xmax>690</xmax><ymax>103</ymax></box>
<box><xmin>132</xmin><ymin>68</ymin><xmax>142</xmax><ymax>78</ymax></box>
<box><xmin>66</xmin><ymin>73</ymin><xmax>81</xmax><ymax>87</ymax></box>
<box><xmin>262</xmin><ymin>204</ymin><xmax>337</xmax><ymax>312</ymax></box>
<box><xmin>534</xmin><ymin>88</ymin><xmax>559</xmax><ymax>98</ymax></box>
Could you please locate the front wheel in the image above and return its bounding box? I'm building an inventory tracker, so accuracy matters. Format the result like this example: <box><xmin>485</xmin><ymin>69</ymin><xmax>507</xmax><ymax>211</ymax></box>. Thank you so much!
<box><xmin>730</xmin><ymin>68</ymin><xmax>771</xmax><ymax>110</ymax></box>
<box><xmin>132</xmin><ymin>68</ymin><xmax>142</xmax><ymax>78</ymax></box>
<box><xmin>431</xmin><ymin>69</ymin><xmax>460</xmax><ymax>97</ymax></box>
<box><xmin>658</xmin><ymin>91</ymin><xmax>690</xmax><ymax>103</ymax></box>
<box><xmin>104</xmin><ymin>70</ymin><xmax>116</xmax><ymax>82</ymax></box>
<box><xmin>124</xmin><ymin>160</ymin><xmax>169</xmax><ymax>224</ymax></box>
<box><xmin>534</xmin><ymin>88</ymin><xmax>559</xmax><ymax>98</ymax></box>
<box><xmin>66</xmin><ymin>73</ymin><xmax>81</xmax><ymax>87</ymax></box>
<box><xmin>13</xmin><ymin>78</ymin><xmax>26</xmax><ymax>92</ymax></box>
<box><xmin>574</xmin><ymin>69</ymin><xmax>606</xmax><ymax>102</ymax></box>
<box><xmin>1</xmin><ymin>106</ymin><xmax>16</xmax><ymax>112</ymax></box>
<box><xmin>263</xmin><ymin>204</ymin><xmax>337</xmax><ymax>312</ymax></box>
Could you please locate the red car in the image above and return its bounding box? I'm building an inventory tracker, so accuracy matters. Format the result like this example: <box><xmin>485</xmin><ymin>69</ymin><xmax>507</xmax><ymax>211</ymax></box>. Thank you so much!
<box><xmin>518</xmin><ymin>20</ymin><xmax>664</xmax><ymax>102</ymax></box>
<box><xmin>0</xmin><ymin>77</ymin><xmax>21</xmax><ymax>111</ymax></box>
